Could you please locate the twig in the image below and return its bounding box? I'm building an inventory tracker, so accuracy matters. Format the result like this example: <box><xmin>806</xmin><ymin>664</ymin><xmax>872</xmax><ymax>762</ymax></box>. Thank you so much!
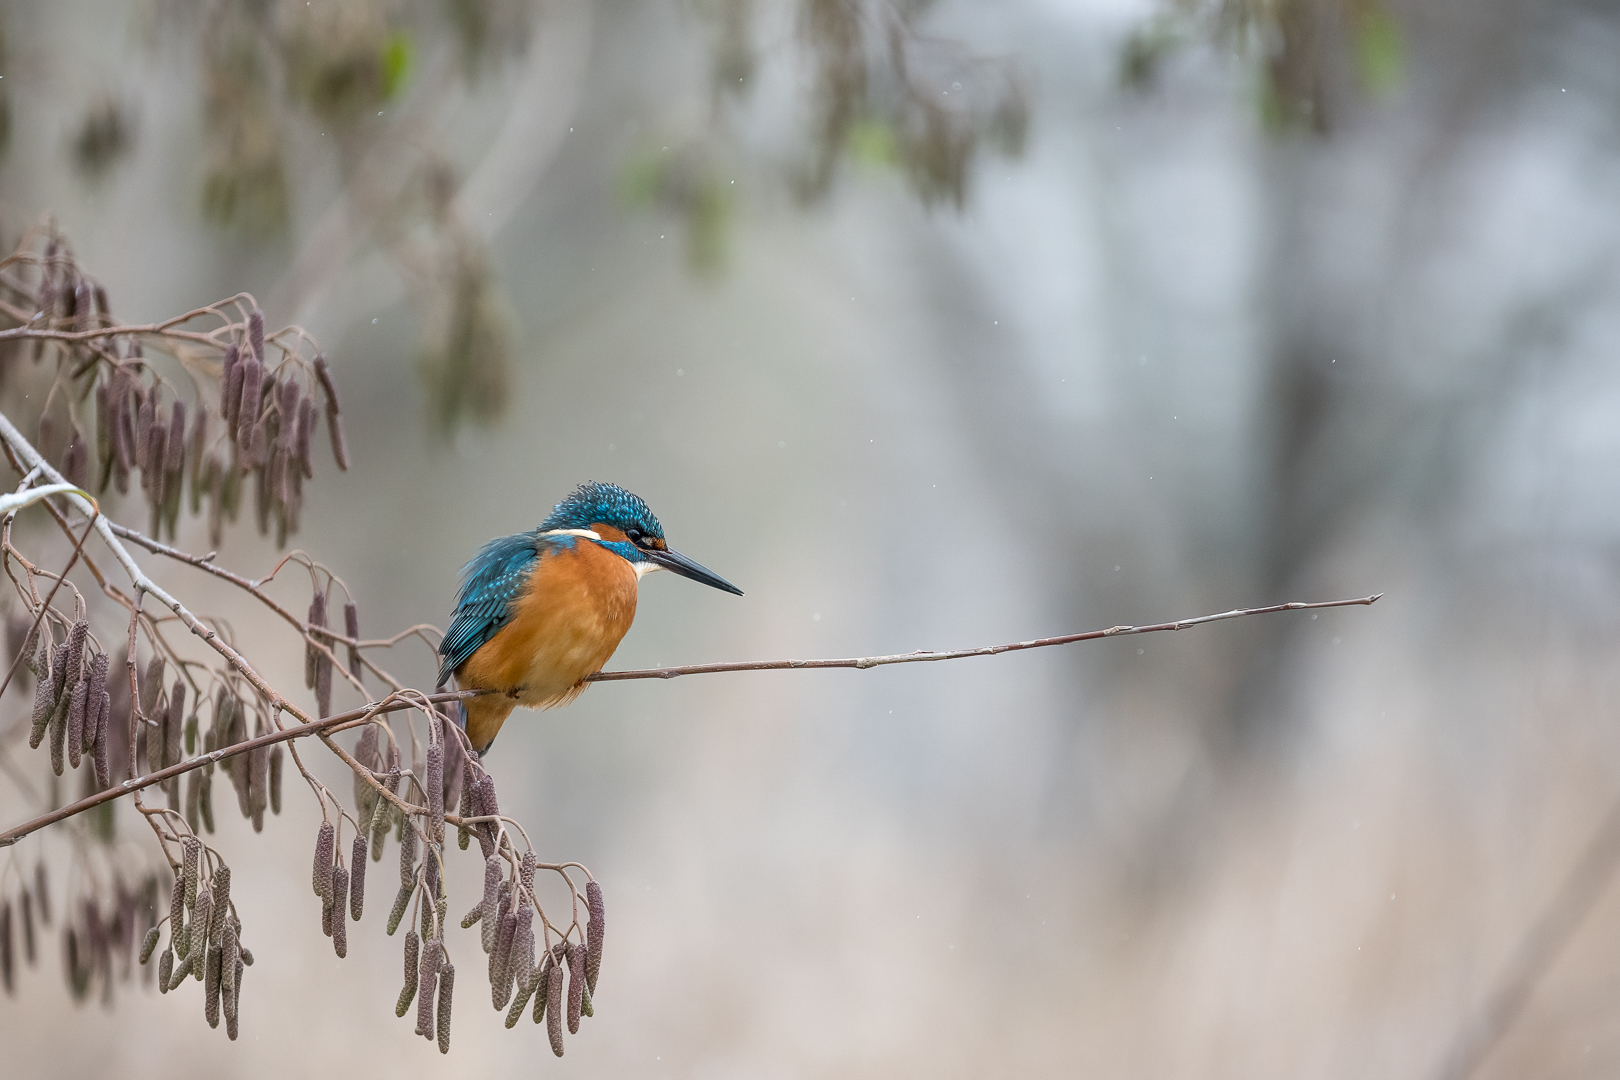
<box><xmin>1432</xmin><ymin>793</ymin><xmax>1620</xmax><ymax>1080</ymax></box>
<box><xmin>585</xmin><ymin>595</ymin><xmax>1383</xmax><ymax>682</ymax></box>
<box><xmin>0</xmin><ymin>689</ymin><xmax>482</xmax><ymax>847</ymax></box>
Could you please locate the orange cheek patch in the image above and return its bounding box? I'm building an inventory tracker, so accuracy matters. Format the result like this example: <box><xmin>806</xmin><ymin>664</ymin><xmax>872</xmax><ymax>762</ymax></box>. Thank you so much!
<box><xmin>591</xmin><ymin>523</ymin><xmax>628</xmax><ymax>543</ymax></box>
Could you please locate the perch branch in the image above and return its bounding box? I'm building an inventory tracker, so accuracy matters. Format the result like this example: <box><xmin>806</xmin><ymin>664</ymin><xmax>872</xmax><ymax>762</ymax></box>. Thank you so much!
<box><xmin>586</xmin><ymin>594</ymin><xmax>1382</xmax><ymax>681</ymax></box>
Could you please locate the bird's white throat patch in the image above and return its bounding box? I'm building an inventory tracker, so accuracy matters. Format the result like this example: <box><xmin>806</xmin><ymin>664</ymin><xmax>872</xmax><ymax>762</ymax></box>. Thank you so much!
<box><xmin>633</xmin><ymin>560</ymin><xmax>662</xmax><ymax>578</ymax></box>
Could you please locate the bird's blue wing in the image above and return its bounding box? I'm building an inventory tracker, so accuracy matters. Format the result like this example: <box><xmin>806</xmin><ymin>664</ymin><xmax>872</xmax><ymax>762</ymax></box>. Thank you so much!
<box><xmin>438</xmin><ymin>532</ymin><xmax>540</xmax><ymax>686</ymax></box>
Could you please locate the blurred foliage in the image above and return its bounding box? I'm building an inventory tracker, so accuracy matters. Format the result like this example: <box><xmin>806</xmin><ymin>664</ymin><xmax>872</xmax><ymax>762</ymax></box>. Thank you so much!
<box><xmin>199</xmin><ymin>13</ymin><xmax>289</xmax><ymax>234</ymax></box>
<box><xmin>791</xmin><ymin>0</ymin><xmax>1029</xmax><ymax>208</ymax></box>
<box><xmin>417</xmin><ymin>232</ymin><xmax>512</xmax><ymax>433</ymax></box>
<box><xmin>620</xmin><ymin>141</ymin><xmax>735</xmax><ymax>274</ymax></box>
<box><xmin>277</xmin><ymin>3</ymin><xmax>406</xmax><ymax>124</ymax></box>
<box><xmin>47</xmin><ymin>0</ymin><xmax>1036</xmax><ymax>436</ymax></box>
<box><xmin>71</xmin><ymin>96</ymin><xmax>136</xmax><ymax>180</ymax></box>
<box><xmin>1121</xmin><ymin>0</ymin><xmax>1406</xmax><ymax>133</ymax></box>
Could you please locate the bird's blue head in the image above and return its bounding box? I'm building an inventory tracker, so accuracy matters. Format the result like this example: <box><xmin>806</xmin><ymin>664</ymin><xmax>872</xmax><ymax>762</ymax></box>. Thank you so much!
<box><xmin>538</xmin><ymin>482</ymin><xmax>742</xmax><ymax>595</ymax></box>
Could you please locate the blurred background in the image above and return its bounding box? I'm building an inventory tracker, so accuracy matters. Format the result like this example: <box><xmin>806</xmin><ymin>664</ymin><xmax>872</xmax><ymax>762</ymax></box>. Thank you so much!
<box><xmin>4</xmin><ymin>0</ymin><xmax>1620</xmax><ymax>1076</ymax></box>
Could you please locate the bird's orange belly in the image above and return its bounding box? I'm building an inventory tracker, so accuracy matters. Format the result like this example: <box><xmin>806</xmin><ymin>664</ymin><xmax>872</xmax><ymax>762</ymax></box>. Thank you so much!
<box><xmin>459</xmin><ymin>542</ymin><xmax>639</xmax><ymax>710</ymax></box>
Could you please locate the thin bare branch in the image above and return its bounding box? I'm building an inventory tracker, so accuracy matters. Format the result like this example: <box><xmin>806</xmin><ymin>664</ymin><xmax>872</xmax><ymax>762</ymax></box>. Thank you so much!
<box><xmin>586</xmin><ymin>594</ymin><xmax>1383</xmax><ymax>682</ymax></box>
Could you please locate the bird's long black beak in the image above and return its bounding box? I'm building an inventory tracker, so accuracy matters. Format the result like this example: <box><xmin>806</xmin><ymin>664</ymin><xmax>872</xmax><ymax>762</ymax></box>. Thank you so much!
<box><xmin>649</xmin><ymin>548</ymin><xmax>744</xmax><ymax>595</ymax></box>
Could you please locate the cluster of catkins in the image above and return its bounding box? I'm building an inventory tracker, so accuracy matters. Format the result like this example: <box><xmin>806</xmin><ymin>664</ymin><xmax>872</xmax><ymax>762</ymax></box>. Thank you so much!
<box><xmin>18</xmin><ymin>617</ymin><xmax>286</xmax><ymax>836</ymax></box>
<box><xmin>140</xmin><ymin>837</ymin><xmax>251</xmax><ymax>1039</ymax></box>
<box><xmin>1</xmin><ymin>860</ymin><xmax>163</xmax><ymax>1005</ymax></box>
<box><xmin>455</xmin><ymin>756</ymin><xmax>606</xmax><ymax>1057</ymax></box>
<box><xmin>26</xmin><ymin>617</ymin><xmax>114</xmax><ymax>789</ymax></box>
<box><xmin>304</xmin><ymin>587</ymin><xmax>361</xmax><ymax>718</ymax></box>
<box><xmin>191</xmin><ymin>681</ymin><xmax>287</xmax><ymax>835</ymax></box>
<box><xmin>56</xmin><ymin>308</ymin><xmax>348</xmax><ymax>547</ymax></box>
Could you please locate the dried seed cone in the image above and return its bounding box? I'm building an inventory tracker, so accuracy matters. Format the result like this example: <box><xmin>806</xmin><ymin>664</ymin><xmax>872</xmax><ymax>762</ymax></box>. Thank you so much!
<box><xmin>349</xmin><ymin>833</ymin><xmax>367</xmax><ymax>921</ymax></box>
<box><xmin>415</xmin><ymin>938</ymin><xmax>441</xmax><ymax>1038</ymax></box>
<box><xmin>436</xmin><ymin>959</ymin><xmax>455</xmax><ymax>1054</ymax></box>
<box><xmin>546</xmin><ymin>962</ymin><xmax>565</xmax><ymax>1056</ymax></box>
<box><xmin>157</xmin><ymin>943</ymin><xmax>173</xmax><ymax>992</ymax></box>
<box><xmin>312</xmin><ymin>821</ymin><xmax>335</xmax><ymax>899</ymax></box>
<box><xmin>204</xmin><ymin>943</ymin><xmax>222</xmax><ymax>1028</ymax></box>
<box><xmin>567</xmin><ymin>941</ymin><xmax>584</xmax><ymax>1034</ymax></box>
<box><xmin>331</xmin><ymin>867</ymin><xmax>349</xmax><ymax>957</ymax></box>
<box><xmin>386</xmin><ymin>884</ymin><xmax>412</xmax><ymax>937</ymax></box>
<box><xmin>586</xmin><ymin>880</ymin><xmax>605</xmax><ymax>995</ymax></box>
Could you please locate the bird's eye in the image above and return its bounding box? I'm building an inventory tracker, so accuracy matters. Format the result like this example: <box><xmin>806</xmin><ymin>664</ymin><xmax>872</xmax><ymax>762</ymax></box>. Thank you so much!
<box><xmin>626</xmin><ymin>529</ymin><xmax>643</xmax><ymax>544</ymax></box>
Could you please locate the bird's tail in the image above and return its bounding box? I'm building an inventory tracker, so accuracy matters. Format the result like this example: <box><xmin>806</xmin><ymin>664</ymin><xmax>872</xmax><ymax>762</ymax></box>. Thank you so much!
<box><xmin>463</xmin><ymin>694</ymin><xmax>517</xmax><ymax>757</ymax></box>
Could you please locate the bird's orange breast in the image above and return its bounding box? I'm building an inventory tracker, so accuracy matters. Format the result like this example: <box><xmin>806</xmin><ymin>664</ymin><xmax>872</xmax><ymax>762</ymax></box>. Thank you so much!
<box><xmin>459</xmin><ymin>539</ymin><xmax>639</xmax><ymax>710</ymax></box>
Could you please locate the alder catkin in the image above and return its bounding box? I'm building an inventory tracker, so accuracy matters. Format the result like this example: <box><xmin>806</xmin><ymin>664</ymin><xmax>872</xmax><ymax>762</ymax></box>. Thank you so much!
<box><xmin>189</xmin><ymin>886</ymin><xmax>213</xmax><ymax>965</ymax></box>
<box><xmin>166</xmin><ymin>680</ymin><xmax>186</xmax><ymax>761</ymax></box>
<box><xmin>586</xmin><ymin>880</ymin><xmax>605</xmax><ymax>995</ymax></box>
<box><xmin>206</xmin><ymin>864</ymin><xmax>231</xmax><ymax>947</ymax></box>
<box><xmin>426</xmin><ymin>740</ymin><xmax>444</xmax><ymax>846</ymax></box>
<box><xmin>349</xmin><ymin>833</ymin><xmax>367</xmax><ymax>921</ymax></box>
<box><xmin>490</xmin><ymin>906</ymin><xmax>518</xmax><ymax>1009</ymax></box>
<box><xmin>461</xmin><ymin>899</ymin><xmax>483</xmax><ymax>930</ymax></box>
<box><xmin>92</xmin><ymin>691</ymin><xmax>111</xmax><ymax>790</ymax></box>
<box><xmin>296</xmin><ymin>397</ymin><xmax>317</xmax><ymax>478</ymax></box>
<box><xmin>66</xmin><ymin>679</ymin><xmax>87</xmax><ymax>771</ymax></box>
<box><xmin>222</xmin><ymin>344</ymin><xmax>242</xmax><ymax>433</ymax></box>
<box><xmin>312</xmin><ymin>821</ymin><xmax>335</xmax><ymax>900</ymax></box>
<box><xmin>480</xmin><ymin>856</ymin><xmax>500</xmax><ymax>953</ymax></box>
<box><xmin>182</xmin><ymin>836</ymin><xmax>201</xmax><ymax>911</ymax></box>
<box><xmin>248</xmin><ymin>308</ymin><xmax>264</xmax><ymax>364</ymax></box>
<box><xmin>325</xmin><ymin>594</ymin><xmax>355</xmax><ymax>677</ymax></box>
<box><xmin>415</xmin><ymin>938</ymin><xmax>441</xmax><ymax>1038</ymax></box>
<box><xmin>166</xmin><ymin>400</ymin><xmax>185</xmax><ymax>474</ymax></box>
<box><xmin>330</xmin><ymin>867</ymin><xmax>348</xmax><ymax>957</ymax></box>
<box><xmin>546</xmin><ymin>960</ymin><xmax>565</xmax><ymax>1056</ymax></box>
<box><xmin>269</xmin><ymin>745</ymin><xmax>283</xmax><ymax>814</ymax></box>
<box><xmin>457</xmin><ymin>763</ymin><xmax>475</xmax><ymax>851</ymax></box>
<box><xmin>48</xmin><ymin>684</ymin><xmax>67</xmax><ymax>776</ymax></box>
<box><xmin>157</xmin><ymin>942</ymin><xmax>173</xmax><ymax>993</ymax></box>
<box><xmin>436</xmin><ymin>957</ymin><xmax>455</xmax><ymax>1054</ymax></box>
<box><xmin>204</xmin><ymin>942</ymin><xmax>221</xmax><ymax>1028</ymax></box>
<box><xmin>399</xmin><ymin>816</ymin><xmax>418</xmax><ymax>887</ymax></box>
<box><xmin>62</xmin><ymin>619</ymin><xmax>87</xmax><ymax>696</ymax></box>
<box><xmin>512</xmin><ymin>905</ymin><xmax>535</xmax><ymax>1004</ymax></box>
<box><xmin>385</xmin><ymin>884</ymin><xmax>412</xmax><ymax>937</ymax></box>
<box><xmin>28</xmin><ymin>653</ymin><xmax>53</xmax><ymax>749</ymax></box>
<box><xmin>475</xmin><ymin>775</ymin><xmax>499</xmax><ymax>859</ymax></box>
<box><xmin>84</xmin><ymin>653</ymin><xmax>107</xmax><ymax>746</ymax></box>
<box><xmin>139</xmin><ymin>924</ymin><xmax>160</xmax><ymax>965</ymax></box>
<box><xmin>396</xmin><ymin>929</ymin><xmax>420</xmax><ymax>1016</ymax></box>
<box><xmin>567</xmin><ymin>941</ymin><xmax>585</xmax><ymax>1034</ymax></box>
<box><xmin>0</xmin><ymin>901</ymin><xmax>11</xmax><ymax>995</ymax></box>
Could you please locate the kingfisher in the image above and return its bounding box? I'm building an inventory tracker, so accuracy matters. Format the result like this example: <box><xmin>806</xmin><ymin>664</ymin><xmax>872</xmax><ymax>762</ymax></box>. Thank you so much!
<box><xmin>438</xmin><ymin>482</ymin><xmax>743</xmax><ymax>754</ymax></box>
